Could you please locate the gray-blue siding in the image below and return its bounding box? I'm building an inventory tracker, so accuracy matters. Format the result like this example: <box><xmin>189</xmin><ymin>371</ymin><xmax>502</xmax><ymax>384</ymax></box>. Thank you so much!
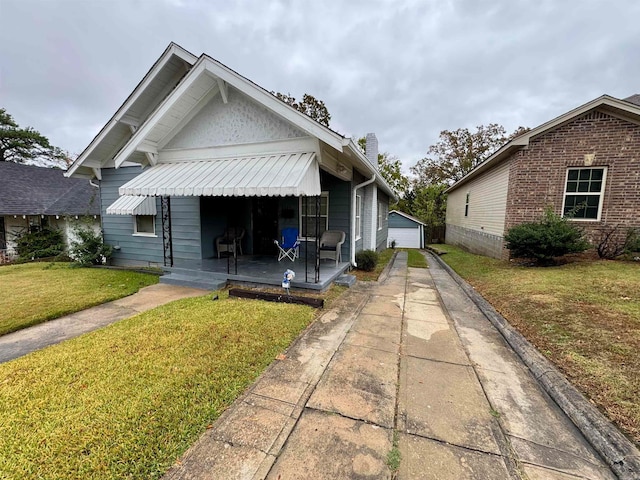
<box><xmin>389</xmin><ymin>212</ymin><xmax>421</xmax><ymax>229</ymax></box>
<box><xmin>101</xmin><ymin>167</ymin><xmax>201</xmax><ymax>266</ymax></box>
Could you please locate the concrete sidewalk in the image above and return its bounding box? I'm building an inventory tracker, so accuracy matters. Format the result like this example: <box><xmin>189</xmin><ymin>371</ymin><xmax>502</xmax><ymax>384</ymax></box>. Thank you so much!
<box><xmin>0</xmin><ymin>283</ymin><xmax>208</xmax><ymax>364</ymax></box>
<box><xmin>164</xmin><ymin>252</ymin><xmax>616</xmax><ymax>480</ymax></box>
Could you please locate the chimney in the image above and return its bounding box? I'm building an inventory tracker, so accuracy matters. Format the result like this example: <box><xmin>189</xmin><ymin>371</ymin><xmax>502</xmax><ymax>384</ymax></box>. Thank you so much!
<box><xmin>365</xmin><ymin>133</ymin><xmax>378</xmax><ymax>169</ymax></box>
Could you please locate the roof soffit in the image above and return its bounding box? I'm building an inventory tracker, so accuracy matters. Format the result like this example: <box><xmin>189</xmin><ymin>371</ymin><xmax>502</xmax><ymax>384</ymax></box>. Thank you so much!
<box><xmin>67</xmin><ymin>43</ymin><xmax>197</xmax><ymax>177</ymax></box>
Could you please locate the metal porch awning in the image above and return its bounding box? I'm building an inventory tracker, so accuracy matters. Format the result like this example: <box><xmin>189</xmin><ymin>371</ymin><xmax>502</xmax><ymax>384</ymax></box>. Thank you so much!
<box><xmin>106</xmin><ymin>195</ymin><xmax>157</xmax><ymax>215</ymax></box>
<box><xmin>118</xmin><ymin>152</ymin><xmax>321</xmax><ymax>197</ymax></box>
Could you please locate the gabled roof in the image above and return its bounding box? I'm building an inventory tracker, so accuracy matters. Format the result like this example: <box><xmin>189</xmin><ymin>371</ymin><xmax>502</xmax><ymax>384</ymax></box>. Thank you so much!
<box><xmin>389</xmin><ymin>210</ymin><xmax>425</xmax><ymax>226</ymax></box>
<box><xmin>67</xmin><ymin>42</ymin><xmax>396</xmax><ymax>200</ymax></box>
<box><xmin>66</xmin><ymin>42</ymin><xmax>197</xmax><ymax>178</ymax></box>
<box><xmin>0</xmin><ymin>162</ymin><xmax>100</xmax><ymax>216</ymax></box>
<box><xmin>446</xmin><ymin>94</ymin><xmax>640</xmax><ymax>193</ymax></box>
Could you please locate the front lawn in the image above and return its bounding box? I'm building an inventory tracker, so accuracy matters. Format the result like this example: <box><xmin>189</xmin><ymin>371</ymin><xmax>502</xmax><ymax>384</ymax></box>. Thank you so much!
<box><xmin>0</xmin><ymin>291</ymin><xmax>316</xmax><ymax>479</ymax></box>
<box><xmin>433</xmin><ymin>244</ymin><xmax>640</xmax><ymax>446</ymax></box>
<box><xmin>0</xmin><ymin>263</ymin><xmax>158</xmax><ymax>336</ymax></box>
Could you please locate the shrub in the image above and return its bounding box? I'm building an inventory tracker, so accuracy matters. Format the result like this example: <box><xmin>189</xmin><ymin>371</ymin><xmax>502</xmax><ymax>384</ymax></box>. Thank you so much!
<box><xmin>504</xmin><ymin>208</ymin><xmax>590</xmax><ymax>265</ymax></box>
<box><xmin>596</xmin><ymin>225</ymin><xmax>640</xmax><ymax>259</ymax></box>
<box><xmin>16</xmin><ymin>228</ymin><xmax>65</xmax><ymax>261</ymax></box>
<box><xmin>624</xmin><ymin>228</ymin><xmax>640</xmax><ymax>255</ymax></box>
<box><xmin>70</xmin><ymin>227</ymin><xmax>113</xmax><ymax>266</ymax></box>
<box><xmin>356</xmin><ymin>249</ymin><xmax>378</xmax><ymax>271</ymax></box>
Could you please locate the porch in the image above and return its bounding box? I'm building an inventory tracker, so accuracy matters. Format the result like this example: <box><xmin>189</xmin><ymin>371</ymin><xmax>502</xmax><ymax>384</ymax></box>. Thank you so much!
<box><xmin>161</xmin><ymin>255</ymin><xmax>352</xmax><ymax>291</ymax></box>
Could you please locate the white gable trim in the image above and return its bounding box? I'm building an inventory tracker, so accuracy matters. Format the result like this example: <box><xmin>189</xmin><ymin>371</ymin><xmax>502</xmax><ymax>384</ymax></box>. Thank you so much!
<box><xmin>66</xmin><ymin>43</ymin><xmax>197</xmax><ymax>178</ymax></box>
<box><xmin>113</xmin><ymin>56</ymin><xmax>345</xmax><ymax>168</ymax></box>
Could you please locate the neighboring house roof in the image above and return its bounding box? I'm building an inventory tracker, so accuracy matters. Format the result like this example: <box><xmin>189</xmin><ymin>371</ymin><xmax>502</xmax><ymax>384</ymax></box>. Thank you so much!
<box><xmin>623</xmin><ymin>94</ymin><xmax>640</xmax><ymax>107</ymax></box>
<box><xmin>67</xmin><ymin>42</ymin><xmax>395</xmax><ymax>200</ymax></box>
<box><xmin>389</xmin><ymin>210</ymin><xmax>426</xmax><ymax>226</ymax></box>
<box><xmin>0</xmin><ymin>162</ymin><xmax>100</xmax><ymax>216</ymax></box>
<box><xmin>446</xmin><ymin>94</ymin><xmax>640</xmax><ymax>193</ymax></box>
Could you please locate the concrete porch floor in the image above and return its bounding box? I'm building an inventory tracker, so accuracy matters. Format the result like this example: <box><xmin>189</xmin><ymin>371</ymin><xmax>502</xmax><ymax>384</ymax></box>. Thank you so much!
<box><xmin>161</xmin><ymin>255</ymin><xmax>351</xmax><ymax>291</ymax></box>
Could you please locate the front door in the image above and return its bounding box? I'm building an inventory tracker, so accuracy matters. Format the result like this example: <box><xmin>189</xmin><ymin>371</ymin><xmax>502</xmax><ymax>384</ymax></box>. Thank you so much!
<box><xmin>253</xmin><ymin>198</ymin><xmax>279</xmax><ymax>255</ymax></box>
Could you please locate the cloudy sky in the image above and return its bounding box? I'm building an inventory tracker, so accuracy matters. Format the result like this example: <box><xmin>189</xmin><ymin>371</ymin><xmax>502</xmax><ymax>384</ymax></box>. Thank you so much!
<box><xmin>1</xmin><ymin>0</ymin><xmax>639</xmax><ymax>173</ymax></box>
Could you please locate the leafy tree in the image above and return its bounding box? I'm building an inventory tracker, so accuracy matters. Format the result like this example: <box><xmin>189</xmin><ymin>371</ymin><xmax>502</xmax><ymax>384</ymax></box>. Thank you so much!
<box><xmin>411</xmin><ymin>183</ymin><xmax>448</xmax><ymax>230</ymax></box>
<box><xmin>504</xmin><ymin>207</ymin><xmax>590</xmax><ymax>265</ymax></box>
<box><xmin>273</xmin><ymin>92</ymin><xmax>331</xmax><ymax>127</ymax></box>
<box><xmin>357</xmin><ymin>136</ymin><xmax>409</xmax><ymax>202</ymax></box>
<box><xmin>412</xmin><ymin>124</ymin><xmax>529</xmax><ymax>185</ymax></box>
<box><xmin>0</xmin><ymin>108</ymin><xmax>69</xmax><ymax>167</ymax></box>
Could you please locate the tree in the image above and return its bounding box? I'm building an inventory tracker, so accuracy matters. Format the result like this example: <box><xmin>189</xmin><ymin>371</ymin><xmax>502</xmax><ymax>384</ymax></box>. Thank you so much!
<box><xmin>357</xmin><ymin>136</ymin><xmax>409</xmax><ymax>202</ymax></box>
<box><xmin>0</xmin><ymin>108</ymin><xmax>69</xmax><ymax>167</ymax></box>
<box><xmin>412</xmin><ymin>124</ymin><xmax>529</xmax><ymax>186</ymax></box>
<box><xmin>273</xmin><ymin>92</ymin><xmax>331</xmax><ymax>127</ymax></box>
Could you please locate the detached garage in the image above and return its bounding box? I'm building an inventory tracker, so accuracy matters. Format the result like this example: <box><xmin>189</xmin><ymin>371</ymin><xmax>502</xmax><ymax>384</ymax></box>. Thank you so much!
<box><xmin>387</xmin><ymin>210</ymin><xmax>424</xmax><ymax>249</ymax></box>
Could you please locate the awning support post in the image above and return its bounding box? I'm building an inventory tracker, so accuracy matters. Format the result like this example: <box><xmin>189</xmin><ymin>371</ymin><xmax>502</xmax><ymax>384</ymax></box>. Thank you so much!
<box><xmin>161</xmin><ymin>196</ymin><xmax>173</xmax><ymax>267</ymax></box>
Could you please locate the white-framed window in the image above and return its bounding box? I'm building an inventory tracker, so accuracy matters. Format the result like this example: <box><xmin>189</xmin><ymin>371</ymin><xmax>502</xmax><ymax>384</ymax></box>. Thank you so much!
<box><xmin>562</xmin><ymin>167</ymin><xmax>607</xmax><ymax>221</ymax></box>
<box><xmin>300</xmin><ymin>192</ymin><xmax>329</xmax><ymax>238</ymax></box>
<box><xmin>355</xmin><ymin>195</ymin><xmax>362</xmax><ymax>239</ymax></box>
<box><xmin>133</xmin><ymin>215</ymin><xmax>156</xmax><ymax>236</ymax></box>
<box><xmin>464</xmin><ymin>192</ymin><xmax>470</xmax><ymax>217</ymax></box>
<box><xmin>377</xmin><ymin>201</ymin><xmax>384</xmax><ymax>230</ymax></box>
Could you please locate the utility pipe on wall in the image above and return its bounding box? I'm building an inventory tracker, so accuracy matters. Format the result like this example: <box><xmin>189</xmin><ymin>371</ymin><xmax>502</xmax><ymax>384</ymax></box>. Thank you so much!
<box><xmin>351</xmin><ymin>175</ymin><xmax>376</xmax><ymax>267</ymax></box>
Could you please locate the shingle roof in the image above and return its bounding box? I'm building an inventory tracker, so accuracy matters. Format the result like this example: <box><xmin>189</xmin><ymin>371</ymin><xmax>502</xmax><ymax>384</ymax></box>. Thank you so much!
<box><xmin>0</xmin><ymin>162</ymin><xmax>100</xmax><ymax>216</ymax></box>
<box><xmin>623</xmin><ymin>94</ymin><xmax>640</xmax><ymax>107</ymax></box>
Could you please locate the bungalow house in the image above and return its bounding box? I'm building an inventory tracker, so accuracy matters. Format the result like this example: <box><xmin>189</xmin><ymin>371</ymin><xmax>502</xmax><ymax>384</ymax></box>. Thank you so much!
<box><xmin>67</xmin><ymin>43</ymin><xmax>394</xmax><ymax>289</ymax></box>
<box><xmin>445</xmin><ymin>94</ymin><xmax>640</xmax><ymax>259</ymax></box>
<box><xmin>0</xmin><ymin>162</ymin><xmax>100</xmax><ymax>262</ymax></box>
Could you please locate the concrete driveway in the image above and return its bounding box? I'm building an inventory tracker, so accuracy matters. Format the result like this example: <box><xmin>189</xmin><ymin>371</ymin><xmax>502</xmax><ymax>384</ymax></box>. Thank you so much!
<box><xmin>163</xmin><ymin>252</ymin><xmax>618</xmax><ymax>480</ymax></box>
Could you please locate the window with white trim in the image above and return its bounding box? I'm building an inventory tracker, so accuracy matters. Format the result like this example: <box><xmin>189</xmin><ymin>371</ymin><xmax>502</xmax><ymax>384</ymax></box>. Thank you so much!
<box><xmin>377</xmin><ymin>201</ymin><xmax>384</xmax><ymax>230</ymax></box>
<box><xmin>300</xmin><ymin>192</ymin><xmax>329</xmax><ymax>238</ymax></box>
<box><xmin>355</xmin><ymin>195</ymin><xmax>362</xmax><ymax>239</ymax></box>
<box><xmin>134</xmin><ymin>215</ymin><xmax>156</xmax><ymax>236</ymax></box>
<box><xmin>563</xmin><ymin>167</ymin><xmax>606</xmax><ymax>220</ymax></box>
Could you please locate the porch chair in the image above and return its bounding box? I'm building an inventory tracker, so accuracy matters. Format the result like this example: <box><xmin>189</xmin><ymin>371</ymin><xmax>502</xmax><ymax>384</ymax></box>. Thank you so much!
<box><xmin>274</xmin><ymin>227</ymin><xmax>300</xmax><ymax>262</ymax></box>
<box><xmin>215</xmin><ymin>227</ymin><xmax>245</xmax><ymax>258</ymax></box>
<box><xmin>319</xmin><ymin>230</ymin><xmax>346</xmax><ymax>266</ymax></box>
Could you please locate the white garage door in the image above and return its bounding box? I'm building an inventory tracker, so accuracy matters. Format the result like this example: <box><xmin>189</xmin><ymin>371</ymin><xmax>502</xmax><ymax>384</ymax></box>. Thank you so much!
<box><xmin>388</xmin><ymin>227</ymin><xmax>421</xmax><ymax>248</ymax></box>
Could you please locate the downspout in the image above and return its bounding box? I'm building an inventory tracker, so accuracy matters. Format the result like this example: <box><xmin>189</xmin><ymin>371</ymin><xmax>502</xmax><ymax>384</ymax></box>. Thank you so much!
<box><xmin>351</xmin><ymin>175</ymin><xmax>376</xmax><ymax>267</ymax></box>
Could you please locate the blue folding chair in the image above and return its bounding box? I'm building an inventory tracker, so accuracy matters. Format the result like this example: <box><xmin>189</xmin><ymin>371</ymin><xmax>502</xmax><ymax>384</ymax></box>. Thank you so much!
<box><xmin>274</xmin><ymin>228</ymin><xmax>300</xmax><ymax>262</ymax></box>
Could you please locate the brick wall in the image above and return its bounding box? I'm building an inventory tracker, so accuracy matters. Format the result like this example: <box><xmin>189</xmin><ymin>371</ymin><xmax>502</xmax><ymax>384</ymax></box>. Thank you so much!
<box><xmin>504</xmin><ymin>109</ymin><xmax>640</xmax><ymax>258</ymax></box>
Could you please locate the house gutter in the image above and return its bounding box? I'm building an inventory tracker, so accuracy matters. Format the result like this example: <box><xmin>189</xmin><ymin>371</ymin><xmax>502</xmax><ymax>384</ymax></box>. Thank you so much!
<box><xmin>351</xmin><ymin>175</ymin><xmax>376</xmax><ymax>267</ymax></box>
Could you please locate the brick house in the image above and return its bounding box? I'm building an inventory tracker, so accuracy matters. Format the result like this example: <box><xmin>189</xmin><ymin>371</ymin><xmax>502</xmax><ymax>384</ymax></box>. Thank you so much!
<box><xmin>445</xmin><ymin>94</ymin><xmax>640</xmax><ymax>259</ymax></box>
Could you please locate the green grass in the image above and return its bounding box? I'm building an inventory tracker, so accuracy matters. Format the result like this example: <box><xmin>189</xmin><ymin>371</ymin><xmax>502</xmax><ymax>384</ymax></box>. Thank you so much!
<box><xmin>0</xmin><ymin>263</ymin><xmax>158</xmax><ymax>335</ymax></box>
<box><xmin>405</xmin><ymin>249</ymin><xmax>428</xmax><ymax>268</ymax></box>
<box><xmin>433</xmin><ymin>244</ymin><xmax>640</xmax><ymax>445</ymax></box>
<box><xmin>0</xmin><ymin>291</ymin><xmax>316</xmax><ymax>479</ymax></box>
<box><xmin>386</xmin><ymin>430</ymin><xmax>401</xmax><ymax>473</ymax></box>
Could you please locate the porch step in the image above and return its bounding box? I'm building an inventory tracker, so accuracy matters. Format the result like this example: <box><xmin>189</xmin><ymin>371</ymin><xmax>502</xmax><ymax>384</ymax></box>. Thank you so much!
<box><xmin>160</xmin><ymin>273</ymin><xmax>227</xmax><ymax>291</ymax></box>
<box><xmin>334</xmin><ymin>274</ymin><xmax>356</xmax><ymax>288</ymax></box>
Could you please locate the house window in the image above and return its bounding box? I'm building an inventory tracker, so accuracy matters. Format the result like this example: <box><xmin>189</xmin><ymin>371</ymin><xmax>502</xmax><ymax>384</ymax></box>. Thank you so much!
<box><xmin>300</xmin><ymin>192</ymin><xmax>329</xmax><ymax>238</ymax></box>
<box><xmin>464</xmin><ymin>193</ymin><xmax>470</xmax><ymax>217</ymax></box>
<box><xmin>28</xmin><ymin>215</ymin><xmax>42</xmax><ymax>233</ymax></box>
<box><xmin>134</xmin><ymin>215</ymin><xmax>156</xmax><ymax>236</ymax></box>
<box><xmin>377</xmin><ymin>201</ymin><xmax>384</xmax><ymax>230</ymax></box>
<box><xmin>563</xmin><ymin>167</ymin><xmax>606</xmax><ymax>220</ymax></box>
<box><xmin>355</xmin><ymin>195</ymin><xmax>362</xmax><ymax>239</ymax></box>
